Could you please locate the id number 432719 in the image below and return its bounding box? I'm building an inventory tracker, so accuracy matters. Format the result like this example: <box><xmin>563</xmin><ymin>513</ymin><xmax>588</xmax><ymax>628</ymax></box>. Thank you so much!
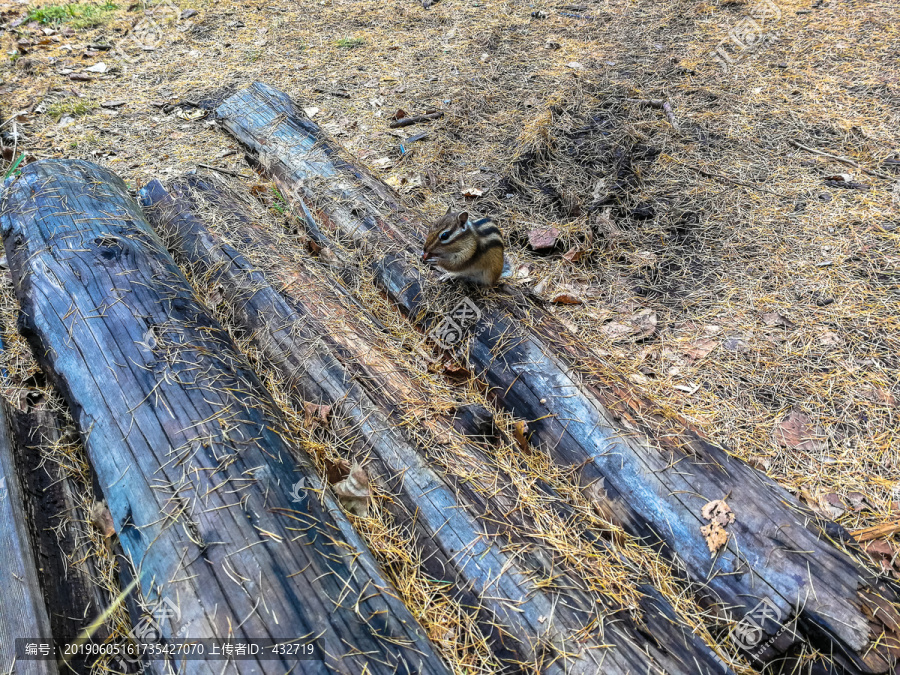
<box><xmin>272</xmin><ymin>643</ymin><xmax>315</xmax><ymax>655</ymax></box>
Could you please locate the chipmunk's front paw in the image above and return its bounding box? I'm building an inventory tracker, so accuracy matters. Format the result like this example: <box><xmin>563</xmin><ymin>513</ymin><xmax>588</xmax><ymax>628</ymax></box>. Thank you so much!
<box><xmin>437</xmin><ymin>272</ymin><xmax>456</xmax><ymax>283</ymax></box>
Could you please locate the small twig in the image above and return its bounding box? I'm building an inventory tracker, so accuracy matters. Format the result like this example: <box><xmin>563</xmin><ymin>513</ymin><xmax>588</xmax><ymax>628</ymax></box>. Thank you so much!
<box><xmin>789</xmin><ymin>140</ymin><xmax>892</xmax><ymax>180</ymax></box>
<box><xmin>388</xmin><ymin>112</ymin><xmax>443</xmax><ymax>129</ymax></box>
<box><xmin>197</xmin><ymin>163</ymin><xmax>245</xmax><ymax>178</ymax></box>
<box><xmin>685</xmin><ymin>164</ymin><xmax>787</xmax><ymax>197</ymax></box>
<box><xmin>626</xmin><ymin>98</ymin><xmax>678</xmax><ymax>130</ymax></box>
<box><xmin>313</xmin><ymin>86</ymin><xmax>351</xmax><ymax>98</ymax></box>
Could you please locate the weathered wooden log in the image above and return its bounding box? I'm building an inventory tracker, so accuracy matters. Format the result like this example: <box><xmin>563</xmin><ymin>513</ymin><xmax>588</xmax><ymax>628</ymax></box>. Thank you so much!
<box><xmin>140</xmin><ymin>175</ymin><xmax>734</xmax><ymax>675</ymax></box>
<box><xmin>0</xmin><ymin>159</ymin><xmax>450</xmax><ymax>675</ymax></box>
<box><xmin>8</xmin><ymin>402</ymin><xmax>113</xmax><ymax>652</ymax></box>
<box><xmin>216</xmin><ymin>82</ymin><xmax>900</xmax><ymax>674</ymax></box>
<box><xmin>0</xmin><ymin>395</ymin><xmax>57</xmax><ymax>675</ymax></box>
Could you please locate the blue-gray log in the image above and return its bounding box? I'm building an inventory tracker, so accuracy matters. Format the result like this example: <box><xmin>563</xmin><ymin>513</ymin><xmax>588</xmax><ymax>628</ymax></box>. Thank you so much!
<box><xmin>216</xmin><ymin>81</ymin><xmax>900</xmax><ymax>674</ymax></box>
<box><xmin>0</xmin><ymin>397</ymin><xmax>57</xmax><ymax>675</ymax></box>
<box><xmin>0</xmin><ymin>159</ymin><xmax>450</xmax><ymax>675</ymax></box>
<box><xmin>140</xmin><ymin>175</ymin><xmax>734</xmax><ymax>675</ymax></box>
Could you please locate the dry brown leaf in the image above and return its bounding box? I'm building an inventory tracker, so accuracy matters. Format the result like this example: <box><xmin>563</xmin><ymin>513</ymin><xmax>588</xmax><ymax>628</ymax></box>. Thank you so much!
<box><xmin>760</xmin><ymin>311</ymin><xmax>795</xmax><ymax>329</ymax></box>
<box><xmin>701</xmin><ymin>499</ymin><xmax>735</xmax><ymax>527</ymax></box>
<box><xmin>385</xmin><ymin>173</ymin><xmax>424</xmax><ymax>193</ymax></box>
<box><xmin>774</xmin><ymin>410</ymin><xmax>827</xmax><ymax>453</ymax></box>
<box><xmin>819</xmin><ymin>492</ymin><xmax>846</xmax><ymax>519</ymax></box>
<box><xmin>700</xmin><ymin>522</ymin><xmax>729</xmax><ymax>554</ymax></box>
<box><xmin>334</xmin><ymin>463</ymin><xmax>371</xmax><ymax>517</ymax></box>
<box><xmin>90</xmin><ymin>500</ymin><xmax>116</xmax><ymax>538</ymax></box>
<box><xmin>699</xmin><ymin>499</ymin><xmax>734</xmax><ymax>555</ymax></box>
<box><xmin>460</xmin><ymin>186</ymin><xmax>484</xmax><ymax>198</ymax></box>
<box><xmin>550</xmin><ymin>292</ymin><xmax>583</xmax><ymax>305</ymax></box>
<box><xmin>683</xmin><ymin>337</ymin><xmax>717</xmax><ymax>361</ymax></box>
<box><xmin>562</xmin><ymin>246</ymin><xmax>584</xmax><ymax>262</ymax></box>
<box><xmin>600</xmin><ymin>308</ymin><xmax>657</xmax><ymax>342</ymax></box>
<box><xmin>303</xmin><ymin>402</ymin><xmax>331</xmax><ymax>428</ymax></box>
<box><xmin>847</xmin><ymin>491</ymin><xmax>870</xmax><ymax>512</ymax></box>
<box><xmin>860</xmin><ymin>385</ymin><xmax>897</xmax><ymax>407</ymax></box>
<box><xmin>863</xmin><ymin>539</ymin><xmax>895</xmax><ymax>558</ymax></box>
<box><xmin>442</xmin><ymin>361</ymin><xmax>471</xmax><ymax>379</ymax></box>
<box><xmin>628</xmin><ymin>250</ymin><xmax>658</xmax><ymax>268</ymax></box>
<box><xmin>324</xmin><ymin>457</ymin><xmax>351</xmax><ymax>485</ymax></box>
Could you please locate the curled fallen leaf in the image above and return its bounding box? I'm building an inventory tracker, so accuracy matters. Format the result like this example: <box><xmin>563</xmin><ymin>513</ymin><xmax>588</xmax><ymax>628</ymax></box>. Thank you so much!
<box><xmin>333</xmin><ymin>463</ymin><xmax>371</xmax><ymax>517</ymax></box>
<box><xmin>385</xmin><ymin>173</ymin><xmax>424</xmax><ymax>193</ymax></box>
<box><xmin>819</xmin><ymin>492</ymin><xmax>846</xmax><ymax>519</ymax></box>
<box><xmin>859</xmin><ymin>385</ymin><xmax>897</xmax><ymax>407</ymax></box>
<box><xmin>303</xmin><ymin>402</ymin><xmax>331</xmax><ymax>428</ymax></box>
<box><xmin>550</xmin><ymin>291</ymin><xmax>583</xmax><ymax>305</ymax></box>
<box><xmin>460</xmin><ymin>186</ymin><xmax>484</xmax><ymax>198</ymax></box>
<box><xmin>700</xmin><ymin>499</ymin><xmax>734</xmax><ymax>555</ymax></box>
<box><xmin>174</xmin><ymin>106</ymin><xmax>207</xmax><ymax>121</ymax></box>
<box><xmin>90</xmin><ymin>500</ymin><xmax>116</xmax><ymax>538</ymax></box>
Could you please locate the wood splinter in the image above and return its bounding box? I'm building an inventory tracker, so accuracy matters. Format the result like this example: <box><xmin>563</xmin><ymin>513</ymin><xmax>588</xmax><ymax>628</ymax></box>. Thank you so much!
<box><xmin>626</xmin><ymin>98</ymin><xmax>679</xmax><ymax>130</ymax></box>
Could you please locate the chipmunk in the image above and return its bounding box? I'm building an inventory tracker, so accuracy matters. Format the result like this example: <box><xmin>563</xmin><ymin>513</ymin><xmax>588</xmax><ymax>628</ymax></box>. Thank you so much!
<box><xmin>422</xmin><ymin>208</ymin><xmax>505</xmax><ymax>286</ymax></box>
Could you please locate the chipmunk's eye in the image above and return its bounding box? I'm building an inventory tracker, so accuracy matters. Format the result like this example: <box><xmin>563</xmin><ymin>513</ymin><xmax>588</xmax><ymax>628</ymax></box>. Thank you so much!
<box><xmin>439</xmin><ymin>230</ymin><xmax>450</xmax><ymax>242</ymax></box>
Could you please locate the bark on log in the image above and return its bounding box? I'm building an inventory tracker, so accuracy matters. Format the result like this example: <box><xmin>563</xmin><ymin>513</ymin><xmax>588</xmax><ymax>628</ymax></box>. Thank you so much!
<box><xmin>0</xmin><ymin>159</ymin><xmax>449</xmax><ymax>675</ymax></box>
<box><xmin>140</xmin><ymin>175</ymin><xmax>734</xmax><ymax>675</ymax></box>
<box><xmin>0</xmin><ymin>395</ymin><xmax>57</xmax><ymax>675</ymax></box>
<box><xmin>216</xmin><ymin>82</ymin><xmax>900</xmax><ymax>674</ymax></box>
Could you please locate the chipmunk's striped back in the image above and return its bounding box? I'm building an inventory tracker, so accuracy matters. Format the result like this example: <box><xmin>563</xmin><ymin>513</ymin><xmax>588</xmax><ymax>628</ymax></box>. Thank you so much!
<box><xmin>422</xmin><ymin>209</ymin><xmax>505</xmax><ymax>286</ymax></box>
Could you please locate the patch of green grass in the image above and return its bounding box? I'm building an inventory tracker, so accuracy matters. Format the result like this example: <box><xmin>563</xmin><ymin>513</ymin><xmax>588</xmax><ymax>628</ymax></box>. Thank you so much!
<box><xmin>3</xmin><ymin>153</ymin><xmax>25</xmax><ymax>180</ymax></box>
<box><xmin>244</xmin><ymin>48</ymin><xmax>263</xmax><ymax>63</ymax></box>
<box><xmin>270</xmin><ymin>186</ymin><xmax>286</xmax><ymax>214</ymax></box>
<box><xmin>334</xmin><ymin>37</ymin><xmax>365</xmax><ymax>49</ymax></box>
<box><xmin>45</xmin><ymin>98</ymin><xmax>97</xmax><ymax>120</ymax></box>
<box><xmin>25</xmin><ymin>2</ymin><xmax>118</xmax><ymax>29</ymax></box>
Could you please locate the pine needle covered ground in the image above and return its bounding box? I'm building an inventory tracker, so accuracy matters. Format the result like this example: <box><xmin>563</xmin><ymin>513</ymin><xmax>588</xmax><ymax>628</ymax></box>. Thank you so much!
<box><xmin>1</xmin><ymin>0</ymin><xmax>898</xmax><ymax>672</ymax></box>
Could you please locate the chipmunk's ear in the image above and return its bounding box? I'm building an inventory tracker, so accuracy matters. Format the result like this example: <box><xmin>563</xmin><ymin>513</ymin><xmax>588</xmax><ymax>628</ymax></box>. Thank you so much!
<box><xmin>445</xmin><ymin>205</ymin><xmax>453</xmax><ymax>216</ymax></box>
<box><xmin>457</xmin><ymin>211</ymin><xmax>469</xmax><ymax>227</ymax></box>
